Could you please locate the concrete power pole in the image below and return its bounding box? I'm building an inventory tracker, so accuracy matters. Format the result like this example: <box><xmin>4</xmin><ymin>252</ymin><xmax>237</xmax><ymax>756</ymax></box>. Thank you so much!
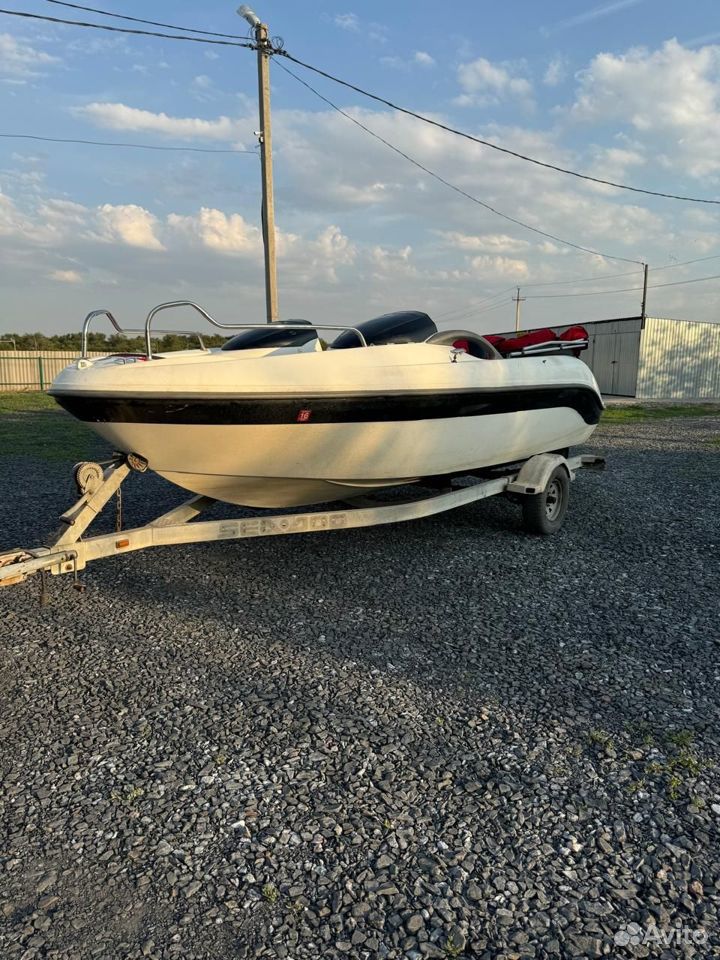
<box><xmin>238</xmin><ymin>6</ymin><xmax>279</xmax><ymax>323</ymax></box>
<box><xmin>512</xmin><ymin>287</ymin><xmax>526</xmax><ymax>333</ymax></box>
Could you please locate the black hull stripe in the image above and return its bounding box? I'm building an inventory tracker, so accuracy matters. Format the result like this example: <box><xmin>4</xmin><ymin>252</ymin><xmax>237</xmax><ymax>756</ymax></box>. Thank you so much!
<box><xmin>53</xmin><ymin>386</ymin><xmax>602</xmax><ymax>426</ymax></box>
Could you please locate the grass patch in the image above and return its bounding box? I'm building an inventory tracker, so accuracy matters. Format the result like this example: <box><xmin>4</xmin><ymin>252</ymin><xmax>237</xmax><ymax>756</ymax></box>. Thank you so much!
<box><xmin>262</xmin><ymin>883</ymin><xmax>279</xmax><ymax>905</ymax></box>
<box><xmin>641</xmin><ymin>730</ymin><xmax>710</xmax><ymax>801</ymax></box>
<box><xmin>0</xmin><ymin>391</ymin><xmax>58</xmax><ymax>413</ymax></box>
<box><xmin>0</xmin><ymin>394</ymin><xmax>107</xmax><ymax>462</ymax></box>
<box><xmin>602</xmin><ymin>404</ymin><xmax>720</xmax><ymax>423</ymax></box>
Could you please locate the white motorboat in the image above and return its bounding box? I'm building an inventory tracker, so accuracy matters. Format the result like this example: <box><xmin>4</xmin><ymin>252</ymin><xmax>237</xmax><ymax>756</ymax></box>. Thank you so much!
<box><xmin>49</xmin><ymin>306</ymin><xmax>603</xmax><ymax>508</ymax></box>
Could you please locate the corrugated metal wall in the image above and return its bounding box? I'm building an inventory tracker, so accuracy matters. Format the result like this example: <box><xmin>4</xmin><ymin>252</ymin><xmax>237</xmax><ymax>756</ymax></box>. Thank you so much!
<box><xmin>0</xmin><ymin>351</ymin><xmax>106</xmax><ymax>391</ymax></box>
<box><xmin>582</xmin><ymin>319</ymin><xmax>642</xmax><ymax>396</ymax></box>
<box><xmin>636</xmin><ymin>318</ymin><xmax>720</xmax><ymax>399</ymax></box>
<box><xmin>542</xmin><ymin>317</ymin><xmax>642</xmax><ymax>396</ymax></box>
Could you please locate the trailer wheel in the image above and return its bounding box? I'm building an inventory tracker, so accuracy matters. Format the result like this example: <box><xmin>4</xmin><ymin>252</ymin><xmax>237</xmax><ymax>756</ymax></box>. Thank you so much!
<box><xmin>522</xmin><ymin>466</ymin><xmax>570</xmax><ymax>535</ymax></box>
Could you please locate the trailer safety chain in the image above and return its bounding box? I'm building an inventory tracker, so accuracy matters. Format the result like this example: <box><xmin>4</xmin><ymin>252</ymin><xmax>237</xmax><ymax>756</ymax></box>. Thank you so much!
<box><xmin>115</xmin><ymin>486</ymin><xmax>123</xmax><ymax>533</ymax></box>
<box><xmin>39</xmin><ymin>569</ymin><xmax>48</xmax><ymax>607</ymax></box>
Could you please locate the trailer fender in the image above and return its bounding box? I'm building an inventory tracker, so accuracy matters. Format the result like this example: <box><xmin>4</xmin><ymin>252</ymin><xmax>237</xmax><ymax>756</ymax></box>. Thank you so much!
<box><xmin>506</xmin><ymin>453</ymin><xmax>573</xmax><ymax>496</ymax></box>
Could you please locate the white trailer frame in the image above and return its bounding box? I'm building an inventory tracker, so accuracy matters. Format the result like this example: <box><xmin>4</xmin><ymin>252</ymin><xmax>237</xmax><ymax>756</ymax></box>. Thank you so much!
<box><xmin>0</xmin><ymin>452</ymin><xmax>605</xmax><ymax>590</ymax></box>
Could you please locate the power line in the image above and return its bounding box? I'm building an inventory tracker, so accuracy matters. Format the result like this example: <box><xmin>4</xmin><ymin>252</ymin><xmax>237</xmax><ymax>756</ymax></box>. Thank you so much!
<box><xmin>0</xmin><ymin>8</ymin><xmax>256</xmax><ymax>48</ymax></box>
<box><xmin>6</xmin><ymin>5</ymin><xmax>718</xmax><ymax>205</ymax></box>
<box><xmin>9</xmin><ymin>7</ymin><xmax>720</xmax><ymax>206</ymax></box>
<box><xmin>44</xmin><ymin>0</ymin><xmax>250</xmax><ymax>39</ymax></box>
<box><xmin>522</xmin><ymin>267</ymin><xmax>641</xmax><ymax>288</ymax></box>
<box><xmin>436</xmin><ymin>271</ymin><xmax>642</xmax><ymax>316</ymax></box>
<box><xmin>526</xmin><ymin>286</ymin><xmax>641</xmax><ymax>299</ymax></box>
<box><xmin>436</xmin><ymin>287</ymin><xmax>517</xmax><ymax>318</ymax></box>
<box><xmin>525</xmin><ymin>272</ymin><xmax>720</xmax><ymax>299</ymax></box>
<box><xmin>277</xmin><ymin>50</ymin><xmax>720</xmax><ymax>206</ymax></box>
<box><xmin>0</xmin><ymin>133</ymin><xmax>256</xmax><ymax>154</ymax></box>
<box><xmin>276</xmin><ymin>61</ymin><xmax>642</xmax><ymax>265</ymax></box>
<box><xmin>439</xmin><ymin>296</ymin><xmax>512</xmax><ymax>324</ymax></box>
<box><xmin>651</xmin><ymin>253</ymin><xmax>720</xmax><ymax>272</ymax></box>
<box><xmin>8</xmin><ymin>5</ymin><xmax>717</xmax><ymax>206</ymax></box>
<box><xmin>651</xmin><ymin>272</ymin><xmax>720</xmax><ymax>289</ymax></box>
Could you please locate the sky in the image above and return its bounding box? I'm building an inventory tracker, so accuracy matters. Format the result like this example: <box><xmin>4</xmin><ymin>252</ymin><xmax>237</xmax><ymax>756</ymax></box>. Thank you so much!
<box><xmin>1</xmin><ymin>0</ymin><xmax>720</xmax><ymax>336</ymax></box>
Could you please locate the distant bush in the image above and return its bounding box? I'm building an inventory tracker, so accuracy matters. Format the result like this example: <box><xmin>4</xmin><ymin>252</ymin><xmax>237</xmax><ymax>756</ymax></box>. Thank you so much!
<box><xmin>0</xmin><ymin>332</ymin><xmax>231</xmax><ymax>353</ymax></box>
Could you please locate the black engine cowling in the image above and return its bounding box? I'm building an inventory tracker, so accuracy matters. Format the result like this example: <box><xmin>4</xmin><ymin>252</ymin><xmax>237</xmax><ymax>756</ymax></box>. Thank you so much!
<box><xmin>332</xmin><ymin>311</ymin><xmax>437</xmax><ymax>349</ymax></box>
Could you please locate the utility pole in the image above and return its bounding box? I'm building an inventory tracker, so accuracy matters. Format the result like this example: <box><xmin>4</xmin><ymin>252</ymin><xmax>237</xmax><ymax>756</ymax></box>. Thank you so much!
<box><xmin>640</xmin><ymin>262</ymin><xmax>649</xmax><ymax>321</ymax></box>
<box><xmin>238</xmin><ymin>5</ymin><xmax>278</xmax><ymax>323</ymax></box>
<box><xmin>512</xmin><ymin>287</ymin><xmax>526</xmax><ymax>333</ymax></box>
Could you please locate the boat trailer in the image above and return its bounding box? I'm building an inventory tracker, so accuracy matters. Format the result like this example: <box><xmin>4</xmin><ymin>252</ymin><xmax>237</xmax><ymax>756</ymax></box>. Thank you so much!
<box><xmin>0</xmin><ymin>452</ymin><xmax>605</xmax><ymax>592</ymax></box>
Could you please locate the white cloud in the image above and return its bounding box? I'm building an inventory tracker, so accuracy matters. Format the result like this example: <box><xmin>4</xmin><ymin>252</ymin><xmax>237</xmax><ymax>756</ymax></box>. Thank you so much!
<box><xmin>167</xmin><ymin>208</ymin><xmax>261</xmax><ymax>255</ymax></box>
<box><xmin>334</xmin><ymin>13</ymin><xmax>360</xmax><ymax>31</ymax></box>
<box><xmin>4</xmin><ymin>81</ymin><xmax>720</xmax><ymax>330</ymax></box>
<box><xmin>382</xmin><ymin>50</ymin><xmax>435</xmax><ymax>71</ymax></box>
<box><xmin>49</xmin><ymin>269</ymin><xmax>82</xmax><ymax>283</ymax></box>
<box><xmin>440</xmin><ymin>232</ymin><xmax>530</xmax><ymax>254</ymax></box>
<box><xmin>587</xmin><ymin>146</ymin><xmax>645</xmax><ymax>188</ymax></box>
<box><xmin>544</xmin><ymin>58</ymin><xmax>567</xmax><ymax>86</ymax></box>
<box><xmin>369</xmin><ymin>244</ymin><xmax>415</xmax><ymax>280</ymax></box>
<box><xmin>414</xmin><ymin>51</ymin><xmax>435</xmax><ymax>68</ymax></box>
<box><xmin>569</xmin><ymin>39</ymin><xmax>720</xmax><ymax>179</ymax></box>
<box><xmin>96</xmin><ymin>204</ymin><xmax>165</xmax><ymax>250</ymax></box>
<box><xmin>0</xmin><ymin>33</ymin><xmax>60</xmax><ymax>80</ymax></box>
<box><xmin>75</xmin><ymin>102</ymin><xmax>243</xmax><ymax>141</ymax></box>
<box><xmin>456</xmin><ymin>58</ymin><xmax>532</xmax><ymax>105</ymax></box>
<box><xmin>543</xmin><ymin>0</ymin><xmax>644</xmax><ymax>35</ymax></box>
<box><xmin>470</xmin><ymin>255</ymin><xmax>529</xmax><ymax>279</ymax></box>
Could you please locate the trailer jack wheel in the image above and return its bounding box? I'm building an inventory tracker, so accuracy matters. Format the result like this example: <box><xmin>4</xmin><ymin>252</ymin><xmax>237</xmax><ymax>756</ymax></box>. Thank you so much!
<box><xmin>522</xmin><ymin>466</ymin><xmax>570</xmax><ymax>535</ymax></box>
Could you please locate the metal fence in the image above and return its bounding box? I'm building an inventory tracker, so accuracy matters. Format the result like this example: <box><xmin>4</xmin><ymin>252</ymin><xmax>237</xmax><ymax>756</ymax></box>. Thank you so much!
<box><xmin>0</xmin><ymin>351</ymin><xmax>107</xmax><ymax>391</ymax></box>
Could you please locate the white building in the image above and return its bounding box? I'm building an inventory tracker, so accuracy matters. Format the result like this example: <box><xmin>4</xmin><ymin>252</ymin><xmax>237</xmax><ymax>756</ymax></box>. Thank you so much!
<box><xmin>577</xmin><ymin>316</ymin><xmax>720</xmax><ymax>398</ymax></box>
<box><xmin>498</xmin><ymin>316</ymin><xmax>720</xmax><ymax>398</ymax></box>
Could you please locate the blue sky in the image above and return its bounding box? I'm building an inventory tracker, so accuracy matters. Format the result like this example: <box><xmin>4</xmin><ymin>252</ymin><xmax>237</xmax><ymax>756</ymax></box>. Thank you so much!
<box><xmin>1</xmin><ymin>0</ymin><xmax>720</xmax><ymax>334</ymax></box>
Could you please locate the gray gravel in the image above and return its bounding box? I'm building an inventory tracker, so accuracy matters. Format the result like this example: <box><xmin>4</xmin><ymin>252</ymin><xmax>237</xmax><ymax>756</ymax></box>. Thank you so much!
<box><xmin>1</xmin><ymin>415</ymin><xmax>719</xmax><ymax>960</ymax></box>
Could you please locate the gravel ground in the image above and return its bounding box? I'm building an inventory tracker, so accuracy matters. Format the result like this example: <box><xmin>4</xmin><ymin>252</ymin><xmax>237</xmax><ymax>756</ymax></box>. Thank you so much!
<box><xmin>1</xmin><ymin>415</ymin><xmax>719</xmax><ymax>960</ymax></box>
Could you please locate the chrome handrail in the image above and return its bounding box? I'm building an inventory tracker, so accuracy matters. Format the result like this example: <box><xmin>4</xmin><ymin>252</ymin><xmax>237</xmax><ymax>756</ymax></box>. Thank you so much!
<box><xmin>81</xmin><ymin>308</ymin><xmax>208</xmax><ymax>358</ymax></box>
<box><xmin>81</xmin><ymin>309</ymin><xmax>121</xmax><ymax>358</ymax></box>
<box><xmin>143</xmin><ymin>300</ymin><xmax>368</xmax><ymax>357</ymax></box>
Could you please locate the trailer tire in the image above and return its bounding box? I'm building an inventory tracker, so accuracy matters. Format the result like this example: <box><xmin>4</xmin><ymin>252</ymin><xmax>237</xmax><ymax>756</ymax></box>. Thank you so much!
<box><xmin>522</xmin><ymin>466</ymin><xmax>569</xmax><ymax>535</ymax></box>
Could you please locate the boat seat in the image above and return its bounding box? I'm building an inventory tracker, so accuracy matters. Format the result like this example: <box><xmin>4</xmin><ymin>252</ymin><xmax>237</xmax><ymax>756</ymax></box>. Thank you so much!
<box><xmin>425</xmin><ymin>330</ymin><xmax>501</xmax><ymax>359</ymax></box>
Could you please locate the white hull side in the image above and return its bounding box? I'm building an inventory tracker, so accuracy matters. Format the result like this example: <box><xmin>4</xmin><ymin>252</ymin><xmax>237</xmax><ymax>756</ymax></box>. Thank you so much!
<box><xmin>89</xmin><ymin>408</ymin><xmax>594</xmax><ymax>507</ymax></box>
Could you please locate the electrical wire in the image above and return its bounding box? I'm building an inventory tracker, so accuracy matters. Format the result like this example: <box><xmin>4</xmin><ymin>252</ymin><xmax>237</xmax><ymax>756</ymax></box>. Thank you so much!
<box><xmin>651</xmin><ymin>272</ymin><xmax>720</xmax><ymax>289</ymax></box>
<box><xmin>435</xmin><ymin>287</ymin><xmax>517</xmax><ymax>318</ymax></box>
<box><xmin>524</xmin><ymin>272</ymin><xmax>720</xmax><ymax>299</ymax></box>
<box><xmin>276</xmin><ymin>49</ymin><xmax>720</xmax><ymax>206</ymax></box>
<box><xmin>11</xmin><ymin>5</ymin><xmax>718</xmax><ymax>206</ymax></box>
<box><xmin>526</xmin><ymin>286</ymin><xmax>642</xmax><ymax>299</ymax></box>
<box><xmin>0</xmin><ymin>8</ymin><xmax>256</xmax><ymax>48</ymax></box>
<box><xmin>275</xmin><ymin>61</ymin><xmax>642</xmax><ymax>265</ymax></box>
<box><xmin>438</xmin><ymin>293</ymin><xmax>517</xmax><ymax>326</ymax></box>
<box><xmin>7</xmin><ymin>6</ymin><xmax>717</xmax><ymax>204</ymax></box>
<box><xmin>0</xmin><ymin>133</ymin><xmax>256</xmax><ymax>154</ymax></box>
<box><xmin>435</xmin><ymin>271</ymin><xmax>644</xmax><ymax>318</ymax></box>
<box><xmin>650</xmin><ymin>253</ymin><xmax>720</xmax><ymax>272</ymax></box>
<box><xmin>44</xmin><ymin>0</ymin><xmax>251</xmax><ymax>39</ymax></box>
<box><xmin>438</xmin><ymin>299</ymin><xmax>511</xmax><ymax>325</ymax></box>
<box><xmin>522</xmin><ymin>267</ymin><xmax>641</xmax><ymax>288</ymax></box>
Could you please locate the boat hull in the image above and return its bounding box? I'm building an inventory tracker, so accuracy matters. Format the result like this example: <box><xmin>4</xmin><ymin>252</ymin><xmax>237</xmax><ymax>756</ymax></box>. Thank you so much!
<box><xmin>50</xmin><ymin>343</ymin><xmax>602</xmax><ymax>507</ymax></box>
<box><xmin>67</xmin><ymin>407</ymin><xmax>595</xmax><ymax>507</ymax></box>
